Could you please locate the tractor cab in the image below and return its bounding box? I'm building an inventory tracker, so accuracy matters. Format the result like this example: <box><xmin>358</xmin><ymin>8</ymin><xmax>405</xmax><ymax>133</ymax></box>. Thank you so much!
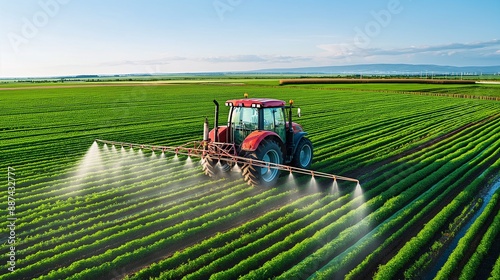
<box><xmin>204</xmin><ymin>96</ymin><xmax>313</xmax><ymax>187</ymax></box>
<box><xmin>225</xmin><ymin>98</ymin><xmax>287</xmax><ymax>145</ymax></box>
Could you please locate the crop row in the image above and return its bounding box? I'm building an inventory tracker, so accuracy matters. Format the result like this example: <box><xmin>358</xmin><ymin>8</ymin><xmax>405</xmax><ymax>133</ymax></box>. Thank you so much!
<box><xmin>436</xmin><ymin>189</ymin><xmax>500</xmax><ymax>279</ymax></box>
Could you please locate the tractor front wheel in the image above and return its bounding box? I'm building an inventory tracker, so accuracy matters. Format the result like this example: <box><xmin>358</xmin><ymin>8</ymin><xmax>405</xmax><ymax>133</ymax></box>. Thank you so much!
<box><xmin>201</xmin><ymin>154</ymin><xmax>218</xmax><ymax>177</ymax></box>
<box><xmin>242</xmin><ymin>139</ymin><xmax>283</xmax><ymax>187</ymax></box>
<box><xmin>202</xmin><ymin>155</ymin><xmax>232</xmax><ymax>178</ymax></box>
<box><xmin>291</xmin><ymin>137</ymin><xmax>313</xmax><ymax>169</ymax></box>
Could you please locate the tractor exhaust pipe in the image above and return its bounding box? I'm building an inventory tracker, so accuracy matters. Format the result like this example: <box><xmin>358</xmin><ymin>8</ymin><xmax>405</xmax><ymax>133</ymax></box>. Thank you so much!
<box><xmin>213</xmin><ymin>100</ymin><xmax>219</xmax><ymax>142</ymax></box>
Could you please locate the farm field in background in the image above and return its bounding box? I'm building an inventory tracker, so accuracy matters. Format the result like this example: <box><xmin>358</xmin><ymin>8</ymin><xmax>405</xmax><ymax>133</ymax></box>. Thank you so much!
<box><xmin>281</xmin><ymin>81</ymin><xmax>500</xmax><ymax>98</ymax></box>
<box><xmin>1</xmin><ymin>80</ymin><xmax>500</xmax><ymax>279</ymax></box>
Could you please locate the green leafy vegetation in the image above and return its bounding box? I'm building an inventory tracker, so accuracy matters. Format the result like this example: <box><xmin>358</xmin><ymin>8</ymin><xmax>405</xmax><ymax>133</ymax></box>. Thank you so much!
<box><xmin>1</xmin><ymin>81</ymin><xmax>500</xmax><ymax>279</ymax></box>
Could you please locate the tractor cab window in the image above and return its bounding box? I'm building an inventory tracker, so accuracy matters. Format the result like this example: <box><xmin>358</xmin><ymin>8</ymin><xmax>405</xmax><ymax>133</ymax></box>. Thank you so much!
<box><xmin>230</xmin><ymin>107</ymin><xmax>259</xmax><ymax>144</ymax></box>
<box><xmin>231</xmin><ymin>107</ymin><xmax>258</xmax><ymax>129</ymax></box>
<box><xmin>263</xmin><ymin>107</ymin><xmax>286</xmax><ymax>141</ymax></box>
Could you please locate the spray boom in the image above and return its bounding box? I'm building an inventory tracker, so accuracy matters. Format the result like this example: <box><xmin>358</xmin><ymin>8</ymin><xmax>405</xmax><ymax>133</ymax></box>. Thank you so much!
<box><xmin>95</xmin><ymin>139</ymin><xmax>360</xmax><ymax>185</ymax></box>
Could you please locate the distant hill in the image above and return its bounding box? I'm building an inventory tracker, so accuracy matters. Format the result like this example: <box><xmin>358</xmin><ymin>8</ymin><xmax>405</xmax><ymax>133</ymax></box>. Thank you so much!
<box><xmin>250</xmin><ymin>64</ymin><xmax>500</xmax><ymax>75</ymax></box>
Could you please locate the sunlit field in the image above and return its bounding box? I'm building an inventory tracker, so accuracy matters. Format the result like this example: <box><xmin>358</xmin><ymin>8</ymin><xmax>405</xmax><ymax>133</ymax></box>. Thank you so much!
<box><xmin>1</xmin><ymin>80</ymin><xmax>500</xmax><ymax>279</ymax></box>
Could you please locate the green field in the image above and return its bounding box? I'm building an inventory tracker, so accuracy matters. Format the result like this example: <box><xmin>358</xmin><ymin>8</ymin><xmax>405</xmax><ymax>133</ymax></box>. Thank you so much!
<box><xmin>1</xmin><ymin>81</ymin><xmax>500</xmax><ymax>279</ymax></box>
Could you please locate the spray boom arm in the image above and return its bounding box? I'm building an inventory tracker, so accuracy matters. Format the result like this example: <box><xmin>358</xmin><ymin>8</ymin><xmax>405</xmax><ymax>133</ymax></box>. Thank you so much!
<box><xmin>95</xmin><ymin>139</ymin><xmax>359</xmax><ymax>185</ymax></box>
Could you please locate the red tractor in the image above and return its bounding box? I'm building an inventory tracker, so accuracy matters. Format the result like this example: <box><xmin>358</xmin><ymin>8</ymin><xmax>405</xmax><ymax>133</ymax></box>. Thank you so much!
<box><xmin>201</xmin><ymin>96</ymin><xmax>313</xmax><ymax>187</ymax></box>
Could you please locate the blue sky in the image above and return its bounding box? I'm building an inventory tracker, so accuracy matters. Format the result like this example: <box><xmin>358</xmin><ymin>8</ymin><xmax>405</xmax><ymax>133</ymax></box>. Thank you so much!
<box><xmin>1</xmin><ymin>0</ymin><xmax>499</xmax><ymax>77</ymax></box>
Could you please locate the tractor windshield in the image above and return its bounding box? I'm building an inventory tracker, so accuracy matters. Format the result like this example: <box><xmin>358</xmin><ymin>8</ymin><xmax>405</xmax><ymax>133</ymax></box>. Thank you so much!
<box><xmin>230</xmin><ymin>107</ymin><xmax>259</xmax><ymax>145</ymax></box>
<box><xmin>263</xmin><ymin>108</ymin><xmax>286</xmax><ymax>141</ymax></box>
<box><xmin>229</xmin><ymin>106</ymin><xmax>287</xmax><ymax>145</ymax></box>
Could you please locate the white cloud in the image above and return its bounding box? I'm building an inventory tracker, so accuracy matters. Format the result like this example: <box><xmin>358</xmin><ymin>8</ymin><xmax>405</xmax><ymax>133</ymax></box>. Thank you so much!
<box><xmin>317</xmin><ymin>44</ymin><xmax>354</xmax><ymax>57</ymax></box>
<box><xmin>196</xmin><ymin>54</ymin><xmax>312</xmax><ymax>64</ymax></box>
<box><xmin>316</xmin><ymin>39</ymin><xmax>500</xmax><ymax>64</ymax></box>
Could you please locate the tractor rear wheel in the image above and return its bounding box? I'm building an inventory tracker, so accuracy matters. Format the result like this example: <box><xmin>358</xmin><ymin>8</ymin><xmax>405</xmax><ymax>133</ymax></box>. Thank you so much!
<box><xmin>242</xmin><ymin>139</ymin><xmax>282</xmax><ymax>187</ymax></box>
<box><xmin>292</xmin><ymin>137</ymin><xmax>313</xmax><ymax>169</ymax></box>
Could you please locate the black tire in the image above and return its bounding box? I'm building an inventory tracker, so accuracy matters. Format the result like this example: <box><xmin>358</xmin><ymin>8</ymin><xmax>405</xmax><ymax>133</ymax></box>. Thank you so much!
<box><xmin>202</xmin><ymin>155</ymin><xmax>232</xmax><ymax>178</ymax></box>
<box><xmin>242</xmin><ymin>139</ymin><xmax>283</xmax><ymax>187</ymax></box>
<box><xmin>201</xmin><ymin>154</ymin><xmax>218</xmax><ymax>177</ymax></box>
<box><xmin>291</xmin><ymin>137</ymin><xmax>313</xmax><ymax>169</ymax></box>
<box><xmin>219</xmin><ymin>159</ymin><xmax>233</xmax><ymax>172</ymax></box>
